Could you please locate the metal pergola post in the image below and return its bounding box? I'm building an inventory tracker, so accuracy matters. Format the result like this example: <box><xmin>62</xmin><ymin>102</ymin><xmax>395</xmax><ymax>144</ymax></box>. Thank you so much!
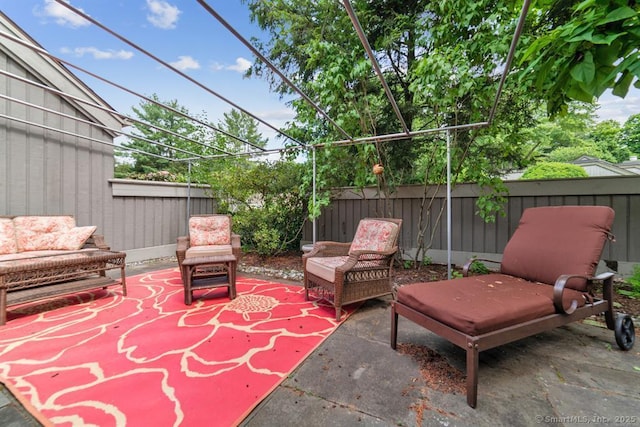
<box><xmin>312</xmin><ymin>146</ymin><xmax>317</xmax><ymax>244</ymax></box>
<box><xmin>446</xmin><ymin>130</ymin><xmax>452</xmax><ymax>279</ymax></box>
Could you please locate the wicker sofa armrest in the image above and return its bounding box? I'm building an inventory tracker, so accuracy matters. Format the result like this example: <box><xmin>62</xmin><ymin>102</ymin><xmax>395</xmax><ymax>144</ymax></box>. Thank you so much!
<box><xmin>83</xmin><ymin>234</ymin><xmax>110</xmax><ymax>250</ymax></box>
<box><xmin>337</xmin><ymin>247</ymin><xmax>398</xmax><ymax>272</ymax></box>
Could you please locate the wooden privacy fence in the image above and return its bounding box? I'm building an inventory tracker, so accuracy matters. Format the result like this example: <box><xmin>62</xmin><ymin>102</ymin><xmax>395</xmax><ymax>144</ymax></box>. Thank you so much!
<box><xmin>302</xmin><ymin>176</ymin><xmax>640</xmax><ymax>275</ymax></box>
<box><xmin>107</xmin><ymin>179</ymin><xmax>214</xmax><ymax>262</ymax></box>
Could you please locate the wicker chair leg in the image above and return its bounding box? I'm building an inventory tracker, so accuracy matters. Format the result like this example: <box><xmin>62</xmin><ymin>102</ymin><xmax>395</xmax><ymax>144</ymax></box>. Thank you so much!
<box><xmin>390</xmin><ymin>305</ymin><xmax>398</xmax><ymax>349</ymax></box>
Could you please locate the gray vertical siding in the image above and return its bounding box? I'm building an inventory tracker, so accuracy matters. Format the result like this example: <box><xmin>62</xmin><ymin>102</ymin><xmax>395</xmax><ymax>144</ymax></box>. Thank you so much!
<box><xmin>1</xmin><ymin>53</ymin><xmax>114</xmax><ymax>229</ymax></box>
<box><xmin>1</xmin><ymin>44</ymin><xmax>215</xmax><ymax>259</ymax></box>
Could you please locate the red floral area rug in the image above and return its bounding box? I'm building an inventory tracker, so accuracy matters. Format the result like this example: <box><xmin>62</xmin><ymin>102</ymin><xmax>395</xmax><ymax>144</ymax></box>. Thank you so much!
<box><xmin>0</xmin><ymin>268</ymin><xmax>353</xmax><ymax>426</ymax></box>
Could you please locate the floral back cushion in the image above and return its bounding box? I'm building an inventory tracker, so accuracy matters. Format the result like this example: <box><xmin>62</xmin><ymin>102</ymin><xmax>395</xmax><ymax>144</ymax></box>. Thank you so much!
<box><xmin>53</xmin><ymin>226</ymin><xmax>97</xmax><ymax>250</ymax></box>
<box><xmin>13</xmin><ymin>216</ymin><xmax>77</xmax><ymax>252</ymax></box>
<box><xmin>349</xmin><ymin>219</ymin><xmax>399</xmax><ymax>254</ymax></box>
<box><xmin>0</xmin><ymin>218</ymin><xmax>18</xmax><ymax>254</ymax></box>
<box><xmin>189</xmin><ymin>216</ymin><xmax>231</xmax><ymax>246</ymax></box>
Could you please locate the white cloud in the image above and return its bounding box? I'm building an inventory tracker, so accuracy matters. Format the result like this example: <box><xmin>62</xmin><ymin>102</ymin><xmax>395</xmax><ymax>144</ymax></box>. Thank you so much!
<box><xmin>60</xmin><ymin>46</ymin><xmax>134</xmax><ymax>60</ymax></box>
<box><xmin>257</xmin><ymin>108</ymin><xmax>296</xmax><ymax>121</ymax></box>
<box><xmin>146</xmin><ymin>0</ymin><xmax>181</xmax><ymax>30</ymax></box>
<box><xmin>41</xmin><ymin>0</ymin><xmax>90</xmax><ymax>28</ymax></box>
<box><xmin>595</xmin><ymin>88</ymin><xmax>640</xmax><ymax>124</ymax></box>
<box><xmin>227</xmin><ymin>57</ymin><xmax>252</xmax><ymax>73</ymax></box>
<box><xmin>209</xmin><ymin>62</ymin><xmax>225</xmax><ymax>71</ymax></box>
<box><xmin>170</xmin><ymin>55</ymin><xmax>200</xmax><ymax>71</ymax></box>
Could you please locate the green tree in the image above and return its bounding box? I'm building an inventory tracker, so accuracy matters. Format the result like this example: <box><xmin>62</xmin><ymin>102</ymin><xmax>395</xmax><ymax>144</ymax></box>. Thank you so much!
<box><xmin>520</xmin><ymin>0</ymin><xmax>640</xmax><ymax>116</ymax></box>
<box><xmin>189</xmin><ymin>108</ymin><xmax>271</xmax><ymax>185</ymax></box>
<box><xmin>590</xmin><ymin>119</ymin><xmax>629</xmax><ymax>162</ymax></box>
<box><xmin>521</xmin><ymin>162</ymin><xmax>589</xmax><ymax>179</ymax></box>
<box><xmin>242</xmin><ymin>0</ymin><xmax>635</xmax><ymax>259</ymax></box>
<box><xmin>519</xmin><ymin>104</ymin><xmax>629</xmax><ymax>164</ymax></box>
<box><xmin>621</xmin><ymin>113</ymin><xmax>640</xmax><ymax>156</ymax></box>
<box><xmin>117</xmin><ymin>94</ymin><xmax>201</xmax><ymax>178</ymax></box>
<box><xmin>546</xmin><ymin>145</ymin><xmax>612</xmax><ymax>163</ymax></box>
<box><xmin>215</xmin><ymin>109</ymin><xmax>268</xmax><ymax>153</ymax></box>
<box><xmin>208</xmin><ymin>160</ymin><xmax>309</xmax><ymax>255</ymax></box>
<box><xmin>245</xmin><ymin>0</ymin><xmax>540</xmax><ymax>205</ymax></box>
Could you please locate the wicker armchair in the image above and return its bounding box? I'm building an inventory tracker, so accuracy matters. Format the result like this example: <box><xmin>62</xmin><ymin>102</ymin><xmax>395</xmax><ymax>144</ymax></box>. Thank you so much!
<box><xmin>303</xmin><ymin>217</ymin><xmax>402</xmax><ymax>320</ymax></box>
<box><xmin>176</xmin><ymin>214</ymin><xmax>241</xmax><ymax>283</ymax></box>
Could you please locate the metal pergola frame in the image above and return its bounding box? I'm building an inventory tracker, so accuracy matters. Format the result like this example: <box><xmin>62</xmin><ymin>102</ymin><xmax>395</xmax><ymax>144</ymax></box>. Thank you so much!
<box><xmin>0</xmin><ymin>0</ymin><xmax>532</xmax><ymax>275</ymax></box>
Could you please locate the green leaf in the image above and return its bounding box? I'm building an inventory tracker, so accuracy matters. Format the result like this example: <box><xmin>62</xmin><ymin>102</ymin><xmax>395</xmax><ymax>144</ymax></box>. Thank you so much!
<box><xmin>574</xmin><ymin>0</ymin><xmax>597</xmax><ymax>13</ymax></box>
<box><xmin>570</xmin><ymin>51</ymin><xmax>596</xmax><ymax>83</ymax></box>
<box><xmin>591</xmin><ymin>31</ymin><xmax>624</xmax><ymax>45</ymax></box>
<box><xmin>566</xmin><ymin>80</ymin><xmax>596</xmax><ymax>103</ymax></box>
<box><xmin>598</xmin><ymin>7</ymin><xmax>637</xmax><ymax>25</ymax></box>
<box><xmin>613</xmin><ymin>71</ymin><xmax>634</xmax><ymax>97</ymax></box>
<box><xmin>594</xmin><ymin>42</ymin><xmax>623</xmax><ymax>65</ymax></box>
<box><xmin>567</xmin><ymin>27</ymin><xmax>594</xmax><ymax>43</ymax></box>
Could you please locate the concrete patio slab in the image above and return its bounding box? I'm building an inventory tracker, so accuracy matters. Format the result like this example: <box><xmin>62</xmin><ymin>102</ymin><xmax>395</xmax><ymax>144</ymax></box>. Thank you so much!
<box><xmin>242</xmin><ymin>298</ymin><xmax>639</xmax><ymax>427</ymax></box>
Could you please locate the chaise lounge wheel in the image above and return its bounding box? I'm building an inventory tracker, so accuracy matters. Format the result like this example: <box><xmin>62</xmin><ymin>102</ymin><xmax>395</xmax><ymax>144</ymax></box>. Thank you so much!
<box><xmin>614</xmin><ymin>315</ymin><xmax>635</xmax><ymax>351</ymax></box>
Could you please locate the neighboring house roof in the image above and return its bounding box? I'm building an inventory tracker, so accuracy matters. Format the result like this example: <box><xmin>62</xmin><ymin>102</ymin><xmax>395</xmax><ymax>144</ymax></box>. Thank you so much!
<box><xmin>619</xmin><ymin>156</ymin><xmax>640</xmax><ymax>175</ymax></box>
<box><xmin>0</xmin><ymin>12</ymin><xmax>126</xmax><ymax>135</ymax></box>
<box><xmin>502</xmin><ymin>155</ymin><xmax>640</xmax><ymax>181</ymax></box>
<box><xmin>570</xmin><ymin>155</ymin><xmax>636</xmax><ymax>177</ymax></box>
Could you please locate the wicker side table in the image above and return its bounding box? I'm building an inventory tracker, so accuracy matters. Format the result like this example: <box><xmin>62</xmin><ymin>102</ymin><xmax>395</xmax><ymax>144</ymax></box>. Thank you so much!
<box><xmin>180</xmin><ymin>255</ymin><xmax>237</xmax><ymax>305</ymax></box>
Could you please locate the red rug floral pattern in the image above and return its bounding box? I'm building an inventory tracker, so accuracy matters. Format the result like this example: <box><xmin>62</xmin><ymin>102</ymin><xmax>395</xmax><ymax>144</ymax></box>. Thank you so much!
<box><xmin>0</xmin><ymin>268</ymin><xmax>351</xmax><ymax>426</ymax></box>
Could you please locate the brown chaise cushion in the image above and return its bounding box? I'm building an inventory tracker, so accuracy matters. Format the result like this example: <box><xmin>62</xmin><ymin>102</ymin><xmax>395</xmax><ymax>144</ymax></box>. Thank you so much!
<box><xmin>396</xmin><ymin>274</ymin><xmax>587</xmax><ymax>336</ymax></box>
<box><xmin>500</xmin><ymin>205</ymin><xmax>614</xmax><ymax>292</ymax></box>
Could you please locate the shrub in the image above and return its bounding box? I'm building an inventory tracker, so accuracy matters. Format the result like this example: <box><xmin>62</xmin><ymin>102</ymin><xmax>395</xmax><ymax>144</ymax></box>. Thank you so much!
<box><xmin>619</xmin><ymin>265</ymin><xmax>640</xmax><ymax>299</ymax></box>
<box><xmin>206</xmin><ymin>160</ymin><xmax>309</xmax><ymax>256</ymax></box>
<box><xmin>520</xmin><ymin>162</ymin><xmax>588</xmax><ymax>180</ymax></box>
<box><xmin>469</xmin><ymin>260</ymin><xmax>490</xmax><ymax>275</ymax></box>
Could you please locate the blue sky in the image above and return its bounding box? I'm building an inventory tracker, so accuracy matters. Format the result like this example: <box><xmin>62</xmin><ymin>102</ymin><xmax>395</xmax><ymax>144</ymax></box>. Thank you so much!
<box><xmin>1</xmin><ymin>0</ymin><xmax>638</xmax><ymax>150</ymax></box>
<box><xmin>1</xmin><ymin>0</ymin><xmax>296</xmax><ymax>147</ymax></box>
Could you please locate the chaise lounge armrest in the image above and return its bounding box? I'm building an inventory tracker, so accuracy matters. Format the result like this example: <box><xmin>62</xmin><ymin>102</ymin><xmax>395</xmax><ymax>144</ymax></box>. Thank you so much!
<box><xmin>554</xmin><ymin>272</ymin><xmax>615</xmax><ymax>316</ymax></box>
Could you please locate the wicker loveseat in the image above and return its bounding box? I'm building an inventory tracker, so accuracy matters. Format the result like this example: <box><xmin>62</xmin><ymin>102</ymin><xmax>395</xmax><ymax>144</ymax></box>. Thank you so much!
<box><xmin>0</xmin><ymin>215</ymin><xmax>126</xmax><ymax>325</ymax></box>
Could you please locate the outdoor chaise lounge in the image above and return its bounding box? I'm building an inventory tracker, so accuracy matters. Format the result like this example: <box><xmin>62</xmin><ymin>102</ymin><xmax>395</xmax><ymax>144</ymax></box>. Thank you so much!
<box><xmin>303</xmin><ymin>217</ymin><xmax>402</xmax><ymax>320</ymax></box>
<box><xmin>391</xmin><ymin>205</ymin><xmax>635</xmax><ymax>408</ymax></box>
